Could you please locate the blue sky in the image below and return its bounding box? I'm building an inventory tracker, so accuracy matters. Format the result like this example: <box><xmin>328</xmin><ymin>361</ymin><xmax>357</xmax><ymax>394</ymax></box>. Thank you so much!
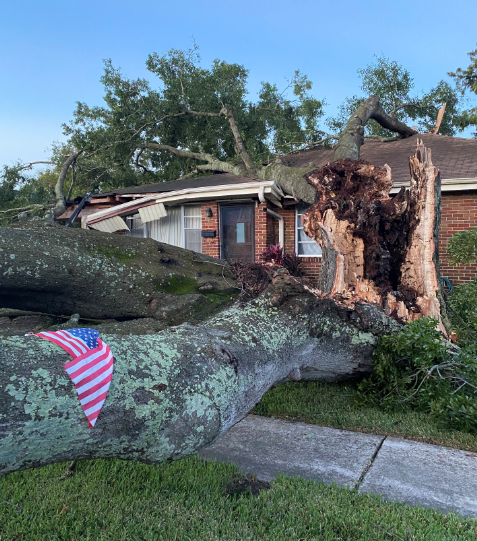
<box><xmin>1</xmin><ymin>0</ymin><xmax>476</xmax><ymax>166</ymax></box>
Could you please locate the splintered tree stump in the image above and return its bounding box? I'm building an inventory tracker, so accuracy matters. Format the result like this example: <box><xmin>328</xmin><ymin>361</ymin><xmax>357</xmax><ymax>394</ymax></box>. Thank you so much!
<box><xmin>302</xmin><ymin>139</ymin><xmax>448</xmax><ymax>334</ymax></box>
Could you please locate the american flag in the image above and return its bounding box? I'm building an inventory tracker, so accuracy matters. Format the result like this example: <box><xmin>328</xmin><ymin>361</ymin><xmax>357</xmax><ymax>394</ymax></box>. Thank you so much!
<box><xmin>34</xmin><ymin>328</ymin><xmax>113</xmax><ymax>428</ymax></box>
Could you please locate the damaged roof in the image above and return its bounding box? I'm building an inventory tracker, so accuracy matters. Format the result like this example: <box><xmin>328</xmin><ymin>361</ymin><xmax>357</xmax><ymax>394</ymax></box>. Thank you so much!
<box><xmin>93</xmin><ymin>134</ymin><xmax>477</xmax><ymax>199</ymax></box>
<box><xmin>96</xmin><ymin>172</ymin><xmax>258</xmax><ymax>198</ymax></box>
<box><xmin>280</xmin><ymin>134</ymin><xmax>477</xmax><ymax>182</ymax></box>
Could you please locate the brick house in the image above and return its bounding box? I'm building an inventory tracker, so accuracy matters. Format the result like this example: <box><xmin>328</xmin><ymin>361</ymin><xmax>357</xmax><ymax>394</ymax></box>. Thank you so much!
<box><xmin>61</xmin><ymin>133</ymin><xmax>477</xmax><ymax>285</ymax></box>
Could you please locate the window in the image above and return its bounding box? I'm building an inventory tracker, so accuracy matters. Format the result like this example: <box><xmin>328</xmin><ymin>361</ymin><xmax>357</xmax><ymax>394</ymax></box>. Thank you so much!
<box><xmin>183</xmin><ymin>205</ymin><xmax>202</xmax><ymax>253</ymax></box>
<box><xmin>295</xmin><ymin>203</ymin><xmax>322</xmax><ymax>257</ymax></box>
<box><xmin>134</xmin><ymin>204</ymin><xmax>203</xmax><ymax>254</ymax></box>
<box><xmin>125</xmin><ymin>214</ymin><xmax>146</xmax><ymax>238</ymax></box>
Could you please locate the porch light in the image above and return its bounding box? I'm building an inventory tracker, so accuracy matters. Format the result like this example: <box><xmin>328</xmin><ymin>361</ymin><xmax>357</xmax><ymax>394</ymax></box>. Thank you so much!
<box><xmin>205</xmin><ymin>208</ymin><xmax>213</xmax><ymax>218</ymax></box>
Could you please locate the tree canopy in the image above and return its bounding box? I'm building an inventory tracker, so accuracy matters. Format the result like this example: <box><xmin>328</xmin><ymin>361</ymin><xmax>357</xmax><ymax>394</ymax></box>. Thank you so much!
<box><xmin>327</xmin><ymin>54</ymin><xmax>463</xmax><ymax>138</ymax></box>
<box><xmin>0</xmin><ymin>47</ymin><xmax>473</xmax><ymax>221</ymax></box>
<box><xmin>449</xmin><ymin>47</ymin><xmax>477</xmax><ymax>136</ymax></box>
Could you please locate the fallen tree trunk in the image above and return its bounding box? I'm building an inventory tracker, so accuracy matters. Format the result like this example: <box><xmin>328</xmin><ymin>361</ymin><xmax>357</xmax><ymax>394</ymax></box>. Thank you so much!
<box><xmin>0</xmin><ymin>273</ymin><xmax>398</xmax><ymax>476</ymax></box>
<box><xmin>0</xmin><ymin>223</ymin><xmax>237</xmax><ymax>324</ymax></box>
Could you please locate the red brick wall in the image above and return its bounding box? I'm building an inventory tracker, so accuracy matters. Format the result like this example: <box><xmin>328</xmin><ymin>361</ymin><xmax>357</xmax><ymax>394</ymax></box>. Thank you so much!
<box><xmin>439</xmin><ymin>193</ymin><xmax>477</xmax><ymax>285</ymax></box>
<box><xmin>201</xmin><ymin>202</ymin><xmax>220</xmax><ymax>258</ymax></box>
<box><xmin>254</xmin><ymin>202</ymin><xmax>268</xmax><ymax>261</ymax></box>
<box><xmin>276</xmin><ymin>206</ymin><xmax>322</xmax><ymax>282</ymax></box>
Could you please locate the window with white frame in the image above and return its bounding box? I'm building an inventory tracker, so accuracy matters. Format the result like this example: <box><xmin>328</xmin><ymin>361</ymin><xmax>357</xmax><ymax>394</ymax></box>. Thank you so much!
<box><xmin>295</xmin><ymin>203</ymin><xmax>322</xmax><ymax>257</ymax></box>
<box><xmin>125</xmin><ymin>214</ymin><xmax>146</xmax><ymax>238</ymax></box>
<box><xmin>183</xmin><ymin>205</ymin><xmax>202</xmax><ymax>253</ymax></box>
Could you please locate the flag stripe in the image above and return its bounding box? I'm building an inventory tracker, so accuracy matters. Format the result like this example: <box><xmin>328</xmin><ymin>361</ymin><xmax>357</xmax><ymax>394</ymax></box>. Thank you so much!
<box><xmin>34</xmin><ymin>329</ymin><xmax>113</xmax><ymax>429</ymax></box>
<box><xmin>67</xmin><ymin>344</ymin><xmax>110</xmax><ymax>381</ymax></box>
<box><xmin>82</xmin><ymin>390</ymin><xmax>109</xmax><ymax>414</ymax></box>
<box><xmin>76</xmin><ymin>364</ymin><xmax>113</xmax><ymax>396</ymax></box>
<box><xmin>77</xmin><ymin>373</ymin><xmax>113</xmax><ymax>402</ymax></box>
<box><xmin>36</xmin><ymin>332</ymin><xmax>84</xmax><ymax>357</ymax></box>
<box><xmin>80</xmin><ymin>381</ymin><xmax>111</xmax><ymax>406</ymax></box>
<box><xmin>56</xmin><ymin>330</ymin><xmax>89</xmax><ymax>353</ymax></box>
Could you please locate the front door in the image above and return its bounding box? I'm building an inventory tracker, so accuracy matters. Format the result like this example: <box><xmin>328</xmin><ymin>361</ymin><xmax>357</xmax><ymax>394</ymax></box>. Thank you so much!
<box><xmin>220</xmin><ymin>205</ymin><xmax>254</xmax><ymax>263</ymax></box>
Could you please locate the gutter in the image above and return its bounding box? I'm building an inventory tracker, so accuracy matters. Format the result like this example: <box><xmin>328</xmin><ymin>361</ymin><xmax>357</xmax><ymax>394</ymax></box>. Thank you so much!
<box><xmin>258</xmin><ymin>186</ymin><xmax>284</xmax><ymax>248</ymax></box>
<box><xmin>86</xmin><ymin>181</ymin><xmax>283</xmax><ymax>226</ymax></box>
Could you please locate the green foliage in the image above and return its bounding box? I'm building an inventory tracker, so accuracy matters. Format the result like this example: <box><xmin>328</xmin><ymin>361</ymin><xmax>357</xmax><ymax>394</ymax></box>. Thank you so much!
<box><xmin>358</xmin><ymin>318</ymin><xmax>477</xmax><ymax>433</ymax></box>
<box><xmin>62</xmin><ymin>45</ymin><xmax>326</xmax><ymax>192</ymax></box>
<box><xmin>447</xmin><ymin>227</ymin><xmax>477</xmax><ymax>265</ymax></box>
<box><xmin>449</xmin><ymin>47</ymin><xmax>477</xmax><ymax>136</ymax></box>
<box><xmin>327</xmin><ymin>54</ymin><xmax>463</xmax><ymax>137</ymax></box>
<box><xmin>448</xmin><ymin>279</ymin><xmax>477</xmax><ymax>346</ymax></box>
<box><xmin>445</xmin><ymin>227</ymin><xmax>477</xmax><ymax>346</ymax></box>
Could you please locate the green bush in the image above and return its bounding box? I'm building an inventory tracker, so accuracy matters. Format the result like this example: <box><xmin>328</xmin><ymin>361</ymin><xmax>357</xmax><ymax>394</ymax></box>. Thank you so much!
<box><xmin>448</xmin><ymin>279</ymin><xmax>477</xmax><ymax>345</ymax></box>
<box><xmin>357</xmin><ymin>318</ymin><xmax>477</xmax><ymax>433</ymax></box>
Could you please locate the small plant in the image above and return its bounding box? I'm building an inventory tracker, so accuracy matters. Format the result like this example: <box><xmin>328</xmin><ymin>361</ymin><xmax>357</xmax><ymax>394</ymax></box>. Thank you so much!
<box><xmin>261</xmin><ymin>243</ymin><xmax>283</xmax><ymax>265</ymax></box>
<box><xmin>357</xmin><ymin>317</ymin><xmax>477</xmax><ymax>433</ymax></box>
<box><xmin>261</xmin><ymin>245</ymin><xmax>304</xmax><ymax>277</ymax></box>
<box><xmin>282</xmin><ymin>251</ymin><xmax>305</xmax><ymax>277</ymax></box>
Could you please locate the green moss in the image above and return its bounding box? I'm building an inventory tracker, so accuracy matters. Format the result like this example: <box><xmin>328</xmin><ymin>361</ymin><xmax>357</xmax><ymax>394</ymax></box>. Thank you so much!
<box><xmin>85</xmin><ymin>243</ymin><xmax>136</xmax><ymax>263</ymax></box>
<box><xmin>161</xmin><ymin>275</ymin><xmax>199</xmax><ymax>294</ymax></box>
<box><xmin>190</xmin><ymin>291</ymin><xmax>239</xmax><ymax>322</ymax></box>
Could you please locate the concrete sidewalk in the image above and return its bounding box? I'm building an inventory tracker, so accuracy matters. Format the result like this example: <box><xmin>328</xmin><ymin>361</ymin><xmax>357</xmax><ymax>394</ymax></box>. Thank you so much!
<box><xmin>198</xmin><ymin>415</ymin><xmax>477</xmax><ymax>518</ymax></box>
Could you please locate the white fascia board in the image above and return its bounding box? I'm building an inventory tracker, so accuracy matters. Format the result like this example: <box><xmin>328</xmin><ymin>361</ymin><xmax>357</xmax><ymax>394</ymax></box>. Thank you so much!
<box><xmin>390</xmin><ymin>177</ymin><xmax>477</xmax><ymax>194</ymax></box>
<box><xmin>86</xmin><ymin>181</ymin><xmax>280</xmax><ymax>224</ymax></box>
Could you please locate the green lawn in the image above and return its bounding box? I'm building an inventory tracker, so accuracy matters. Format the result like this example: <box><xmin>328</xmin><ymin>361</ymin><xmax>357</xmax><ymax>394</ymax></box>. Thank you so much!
<box><xmin>253</xmin><ymin>380</ymin><xmax>477</xmax><ymax>453</ymax></box>
<box><xmin>1</xmin><ymin>457</ymin><xmax>476</xmax><ymax>541</ymax></box>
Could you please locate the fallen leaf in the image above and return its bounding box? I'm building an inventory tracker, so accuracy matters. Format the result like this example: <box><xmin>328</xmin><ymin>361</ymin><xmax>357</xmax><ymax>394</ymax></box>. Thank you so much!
<box><xmin>58</xmin><ymin>505</ymin><xmax>69</xmax><ymax>516</ymax></box>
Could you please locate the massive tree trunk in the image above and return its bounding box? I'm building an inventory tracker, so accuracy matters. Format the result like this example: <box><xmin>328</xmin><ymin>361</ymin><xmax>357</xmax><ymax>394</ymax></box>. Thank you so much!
<box><xmin>0</xmin><ymin>223</ymin><xmax>237</xmax><ymax>324</ymax></box>
<box><xmin>0</xmin><ymin>272</ymin><xmax>399</xmax><ymax>476</ymax></box>
<box><xmin>302</xmin><ymin>139</ymin><xmax>450</xmax><ymax>335</ymax></box>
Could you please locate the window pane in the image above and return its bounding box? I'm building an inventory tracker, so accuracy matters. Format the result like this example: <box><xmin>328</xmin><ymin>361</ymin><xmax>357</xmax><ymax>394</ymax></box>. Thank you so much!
<box><xmin>298</xmin><ymin>229</ymin><xmax>315</xmax><ymax>242</ymax></box>
<box><xmin>298</xmin><ymin>241</ymin><xmax>322</xmax><ymax>255</ymax></box>
<box><xmin>236</xmin><ymin>222</ymin><xmax>245</xmax><ymax>243</ymax></box>
<box><xmin>148</xmin><ymin>206</ymin><xmax>182</xmax><ymax>246</ymax></box>
<box><xmin>184</xmin><ymin>205</ymin><xmax>201</xmax><ymax>217</ymax></box>
<box><xmin>184</xmin><ymin>216</ymin><xmax>201</xmax><ymax>229</ymax></box>
<box><xmin>184</xmin><ymin>229</ymin><xmax>202</xmax><ymax>253</ymax></box>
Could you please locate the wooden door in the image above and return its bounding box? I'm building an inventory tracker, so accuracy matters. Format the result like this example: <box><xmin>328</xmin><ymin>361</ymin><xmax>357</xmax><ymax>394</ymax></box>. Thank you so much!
<box><xmin>220</xmin><ymin>205</ymin><xmax>254</xmax><ymax>262</ymax></box>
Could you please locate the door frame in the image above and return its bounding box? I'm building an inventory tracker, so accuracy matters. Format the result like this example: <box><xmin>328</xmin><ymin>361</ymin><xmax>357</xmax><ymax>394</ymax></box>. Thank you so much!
<box><xmin>219</xmin><ymin>202</ymin><xmax>255</xmax><ymax>262</ymax></box>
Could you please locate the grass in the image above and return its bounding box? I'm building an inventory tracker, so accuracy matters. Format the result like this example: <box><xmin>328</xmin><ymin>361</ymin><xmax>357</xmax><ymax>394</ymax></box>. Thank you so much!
<box><xmin>1</xmin><ymin>456</ymin><xmax>476</xmax><ymax>540</ymax></box>
<box><xmin>253</xmin><ymin>380</ymin><xmax>477</xmax><ymax>453</ymax></box>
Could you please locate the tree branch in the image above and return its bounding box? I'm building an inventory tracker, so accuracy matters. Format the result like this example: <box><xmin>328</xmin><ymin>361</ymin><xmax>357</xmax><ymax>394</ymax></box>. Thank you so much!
<box><xmin>223</xmin><ymin>109</ymin><xmax>256</xmax><ymax>170</ymax></box>
<box><xmin>145</xmin><ymin>143</ymin><xmax>242</xmax><ymax>175</ymax></box>
<box><xmin>53</xmin><ymin>151</ymin><xmax>83</xmax><ymax>219</ymax></box>
<box><xmin>333</xmin><ymin>96</ymin><xmax>418</xmax><ymax>161</ymax></box>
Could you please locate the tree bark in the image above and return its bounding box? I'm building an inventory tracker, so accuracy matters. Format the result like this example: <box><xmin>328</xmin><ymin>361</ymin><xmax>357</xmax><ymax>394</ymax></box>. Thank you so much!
<box><xmin>53</xmin><ymin>151</ymin><xmax>83</xmax><ymax>219</ymax></box>
<box><xmin>0</xmin><ymin>223</ymin><xmax>237</xmax><ymax>323</ymax></box>
<box><xmin>0</xmin><ymin>272</ymin><xmax>399</xmax><ymax>476</ymax></box>
<box><xmin>333</xmin><ymin>96</ymin><xmax>418</xmax><ymax>161</ymax></box>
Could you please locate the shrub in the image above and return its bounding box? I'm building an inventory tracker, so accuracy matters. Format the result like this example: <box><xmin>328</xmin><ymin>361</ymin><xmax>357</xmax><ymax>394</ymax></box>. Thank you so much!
<box><xmin>261</xmin><ymin>245</ymin><xmax>304</xmax><ymax>277</ymax></box>
<box><xmin>261</xmin><ymin>244</ymin><xmax>283</xmax><ymax>265</ymax></box>
<box><xmin>282</xmin><ymin>252</ymin><xmax>305</xmax><ymax>277</ymax></box>
<box><xmin>448</xmin><ymin>279</ymin><xmax>477</xmax><ymax>346</ymax></box>
<box><xmin>357</xmin><ymin>317</ymin><xmax>477</xmax><ymax>433</ymax></box>
<box><xmin>229</xmin><ymin>261</ymin><xmax>270</xmax><ymax>298</ymax></box>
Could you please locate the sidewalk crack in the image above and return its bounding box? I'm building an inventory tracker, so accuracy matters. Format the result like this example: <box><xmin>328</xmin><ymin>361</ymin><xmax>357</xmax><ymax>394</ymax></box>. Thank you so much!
<box><xmin>354</xmin><ymin>435</ymin><xmax>387</xmax><ymax>491</ymax></box>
